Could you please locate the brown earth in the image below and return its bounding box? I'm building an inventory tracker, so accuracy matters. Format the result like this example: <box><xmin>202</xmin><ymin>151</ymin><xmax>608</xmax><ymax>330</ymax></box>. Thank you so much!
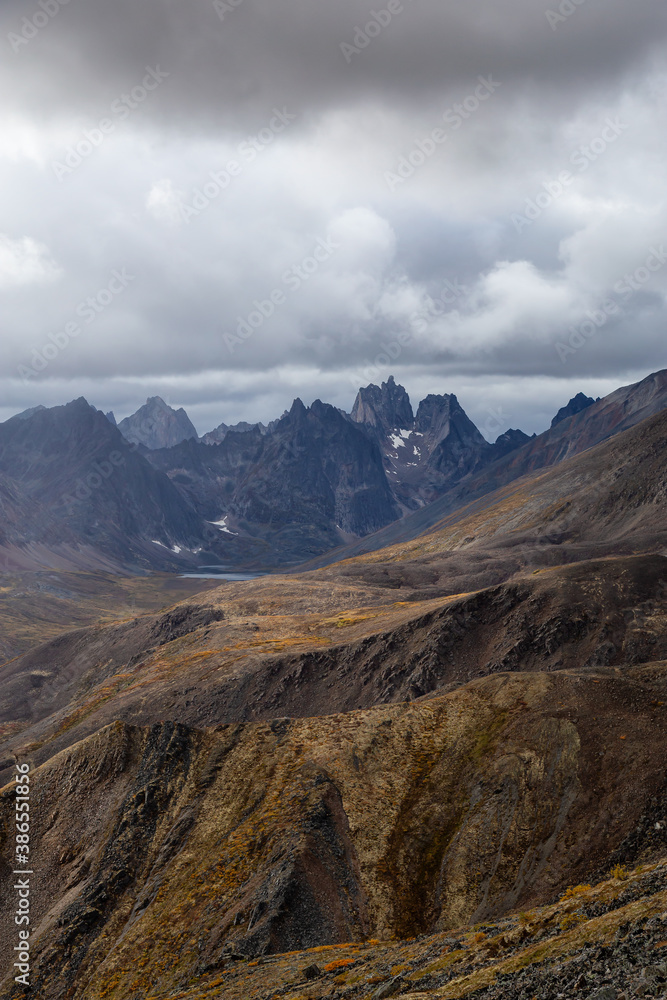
<box><xmin>0</xmin><ymin>553</ymin><xmax>665</xmax><ymax>789</ymax></box>
<box><xmin>1</xmin><ymin>664</ymin><xmax>667</xmax><ymax>999</ymax></box>
<box><xmin>55</xmin><ymin>859</ymin><xmax>665</xmax><ymax>1000</ymax></box>
<box><xmin>0</xmin><ymin>571</ymin><xmax>222</xmax><ymax>667</ymax></box>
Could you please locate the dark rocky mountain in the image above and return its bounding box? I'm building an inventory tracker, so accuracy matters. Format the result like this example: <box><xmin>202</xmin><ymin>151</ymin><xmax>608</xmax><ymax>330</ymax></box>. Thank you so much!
<box><xmin>13</xmin><ymin>404</ymin><xmax>46</xmax><ymax>421</ymax></box>
<box><xmin>201</xmin><ymin>420</ymin><xmax>268</xmax><ymax>445</ymax></box>
<box><xmin>1</xmin><ymin>370</ymin><xmax>665</xmax><ymax>573</ymax></box>
<box><xmin>0</xmin><ymin>399</ymin><xmax>207</xmax><ymax>571</ymax></box>
<box><xmin>118</xmin><ymin>395</ymin><xmax>199</xmax><ymax>449</ymax></box>
<box><xmin>350</xmin><ymin>373</ymin><xmax>414</xmax><ymax>436</ymax></box>
<box><xmin>231</xmin><ymin>398</ymin><xmax>399</xmax><ymax>537</ymax></box>
<box><xmin>551</xmin><ymin>390</ymin><xmax>596</xmax><ymax>427</ymax></box>
<box><xmin>147</xmin><ymin>425</ymin><xmax>267</xmax><ymax>522</ymax></box>
<box><xmin>415</xmin><ymin>392</ymin><xmax>489</xmax><ymax>483</ymax></box>
<box><xmin>303</xmin><ymin>367</ymin><xmax>667</xmax><ymax>567</ymax></box>
<box><xmin>350</xmin><ymin>377</ymin><xmax>524</xmax><ymax>507</ymax></box>
<box><xmin>485</xmin><ymin>426</ymin><xmax>534</xmax><ymax>463</ymax></box>
<box><xmin>147</xmin><ymin>398</ymin><xmax>400</xmax><ymax>564</ymax></box>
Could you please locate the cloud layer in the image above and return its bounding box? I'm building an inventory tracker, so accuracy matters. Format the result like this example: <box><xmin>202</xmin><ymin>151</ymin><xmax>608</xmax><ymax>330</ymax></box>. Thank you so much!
<box><xmin>1</xmin><ymin>0</ymin><xmax>665</xmax><ymax>436</ymax></box>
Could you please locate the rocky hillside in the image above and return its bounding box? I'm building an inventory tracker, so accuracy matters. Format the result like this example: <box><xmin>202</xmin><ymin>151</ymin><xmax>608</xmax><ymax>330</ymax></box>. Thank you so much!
<box><xmin>1</xmin><ymin>661</ymin><xmax>666</xmax><ymax>998</ymax></box>
<box><xmin>0</xmin><ymin>571</ymin><xmax>221</xmax><ymax>668</ymax></box>
<box><xmin>86</xmin><ymin>860</ymin><xmax>667</xmax><ymax>1000</ymax></box>
<box><xmin>1</xmin><ymin>552</ymin><xmax>665</xmax><ymax>785</ymax></box>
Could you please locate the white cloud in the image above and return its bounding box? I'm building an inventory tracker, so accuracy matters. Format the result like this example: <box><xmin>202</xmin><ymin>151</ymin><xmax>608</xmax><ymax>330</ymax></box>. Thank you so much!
<box><xmin>0</xmin><ymin>234</ymin><xmax>61</xmax><ymax>290</ymax></box>
<box><xmin>146</xmin><ymin>178</ymin><xmax>184</xmax><ymax>225</ymax></box>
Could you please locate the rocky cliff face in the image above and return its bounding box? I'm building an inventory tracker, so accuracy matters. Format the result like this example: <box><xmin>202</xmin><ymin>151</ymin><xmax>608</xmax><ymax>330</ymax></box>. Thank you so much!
<box><xmin>416</xmin><ymin>393</ymin><xmax>489</xmax><ymax>481</ymax></box>
<box><xmin>230</xmin><ymin>398</ymin><xmax>400</xmax><ymax>540</ymax></box>
<box><xmin>351</xmin><ymin>380</ymin><xmax>521</xmax><ymax>508</ymax></box>
<box><xmin>118</xmin><ymin>396</ymin><xmax>199</xmax><ymax>449</ymax></box>
<box><xmin>146</xmin><ymin>398</ymin><xmax>401</xmax><ymax>564</ymax></box>
<box><xmin>351</xmin><ymin>375</ymin><xmax>415</xmax><ymax>437</ymax></box>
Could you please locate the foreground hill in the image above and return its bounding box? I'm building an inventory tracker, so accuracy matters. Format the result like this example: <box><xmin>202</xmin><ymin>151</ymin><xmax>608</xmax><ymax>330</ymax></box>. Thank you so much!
<box><xmin>82</xmin><ymin>861</ymin><xmax>667</xmax><ymax>1000</ymax></box>
<box><xmin>1</xmin><ymin>662</ymin><xmax>666</xmax><ymax>998</ymax></box>
<box><xmin>0</xmin><ymin>572</ymin><xmax>221</xmax><ymax>668</ymax></box>
<box><xmin>1</xmin><ymin>551</ymin><xmax>665</xmax><ymax>786</ymax></box>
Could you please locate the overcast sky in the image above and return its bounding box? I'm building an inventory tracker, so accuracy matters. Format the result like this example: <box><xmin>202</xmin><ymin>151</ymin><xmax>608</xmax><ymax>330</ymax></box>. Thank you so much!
<box><xmin>1</xmin><ymin>0</ymin><xmax>666</xmax><ymax>438</ymax></box>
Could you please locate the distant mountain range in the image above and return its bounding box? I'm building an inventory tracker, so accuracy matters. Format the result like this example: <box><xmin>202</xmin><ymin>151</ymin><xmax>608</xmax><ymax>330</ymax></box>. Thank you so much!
<box><xmin>1</xmin><ymin>368</ymin><xmax>666</xmax><ymax>572</ymax></box>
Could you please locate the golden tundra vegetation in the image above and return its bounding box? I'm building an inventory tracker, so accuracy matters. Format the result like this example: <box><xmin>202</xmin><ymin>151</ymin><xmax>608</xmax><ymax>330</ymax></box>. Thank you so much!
<box><xmin>0</xmin><ymin>571</ymin><xmax>221</xmax><ymax>667</ymax></box>
<box><xmin>1</xmin><ymin>410</ymin><xmax>667</xmax><ymax>999</ymax></box>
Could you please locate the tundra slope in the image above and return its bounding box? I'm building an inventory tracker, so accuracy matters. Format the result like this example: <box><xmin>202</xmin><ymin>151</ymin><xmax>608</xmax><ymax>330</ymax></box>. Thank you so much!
<box><xmin>0</xmin><ymin>552</ymin><xmax>666</xmax><ymax>789</ymax></box>
<box><xmin>1</xmin><ymin>664</ymin><xmax>667</xmax><ymax>999</ymax></box>
<box><xmin>1</xmin><ymin>404</ymin><xmax>666</xmax><ymax>782</ymax></box>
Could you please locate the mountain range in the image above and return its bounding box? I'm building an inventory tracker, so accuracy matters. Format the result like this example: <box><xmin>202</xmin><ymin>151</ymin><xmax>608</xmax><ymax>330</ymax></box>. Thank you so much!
<box><xmin>1</xmin><ymin>391</ymin><xmax>667</xmax><ymax>998</ymax></box>
<box><xmin>2</xmin><ymin>368</ymin><xmax>665</xmax><ymax>573</ymax></box>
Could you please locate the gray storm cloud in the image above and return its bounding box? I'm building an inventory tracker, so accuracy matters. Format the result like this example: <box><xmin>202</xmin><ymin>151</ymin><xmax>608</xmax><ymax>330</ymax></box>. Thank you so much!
<box><xmin>2</xmin><ymin>0</ymin><xmax>667</xmax><ymax>125</ymax></box>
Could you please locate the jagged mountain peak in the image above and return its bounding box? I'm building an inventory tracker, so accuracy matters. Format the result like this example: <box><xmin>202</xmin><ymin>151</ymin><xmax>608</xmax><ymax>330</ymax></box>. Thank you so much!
<box><xmin>551</xmin><ymin>391</ymin><xmax>597</xmax><ymax>428</ymax></box>
<box><xmin>351</xmin><ymin>382</ymin><xmax>494</xmax><ymax>507</ymax></box>
<box><xmin>201</xmin><ymin>420</ymin><xmax>267</xmax><ymax>445</ymax></box>
<box><xmin>351</xmin><ymin>375</ymin><xmax>414</xmax><ymax>436</ymax></box>
<box><xmin>118</xmin><ymin>396</ymin><xmax>199</xmax><ymax>450</ymax></box>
